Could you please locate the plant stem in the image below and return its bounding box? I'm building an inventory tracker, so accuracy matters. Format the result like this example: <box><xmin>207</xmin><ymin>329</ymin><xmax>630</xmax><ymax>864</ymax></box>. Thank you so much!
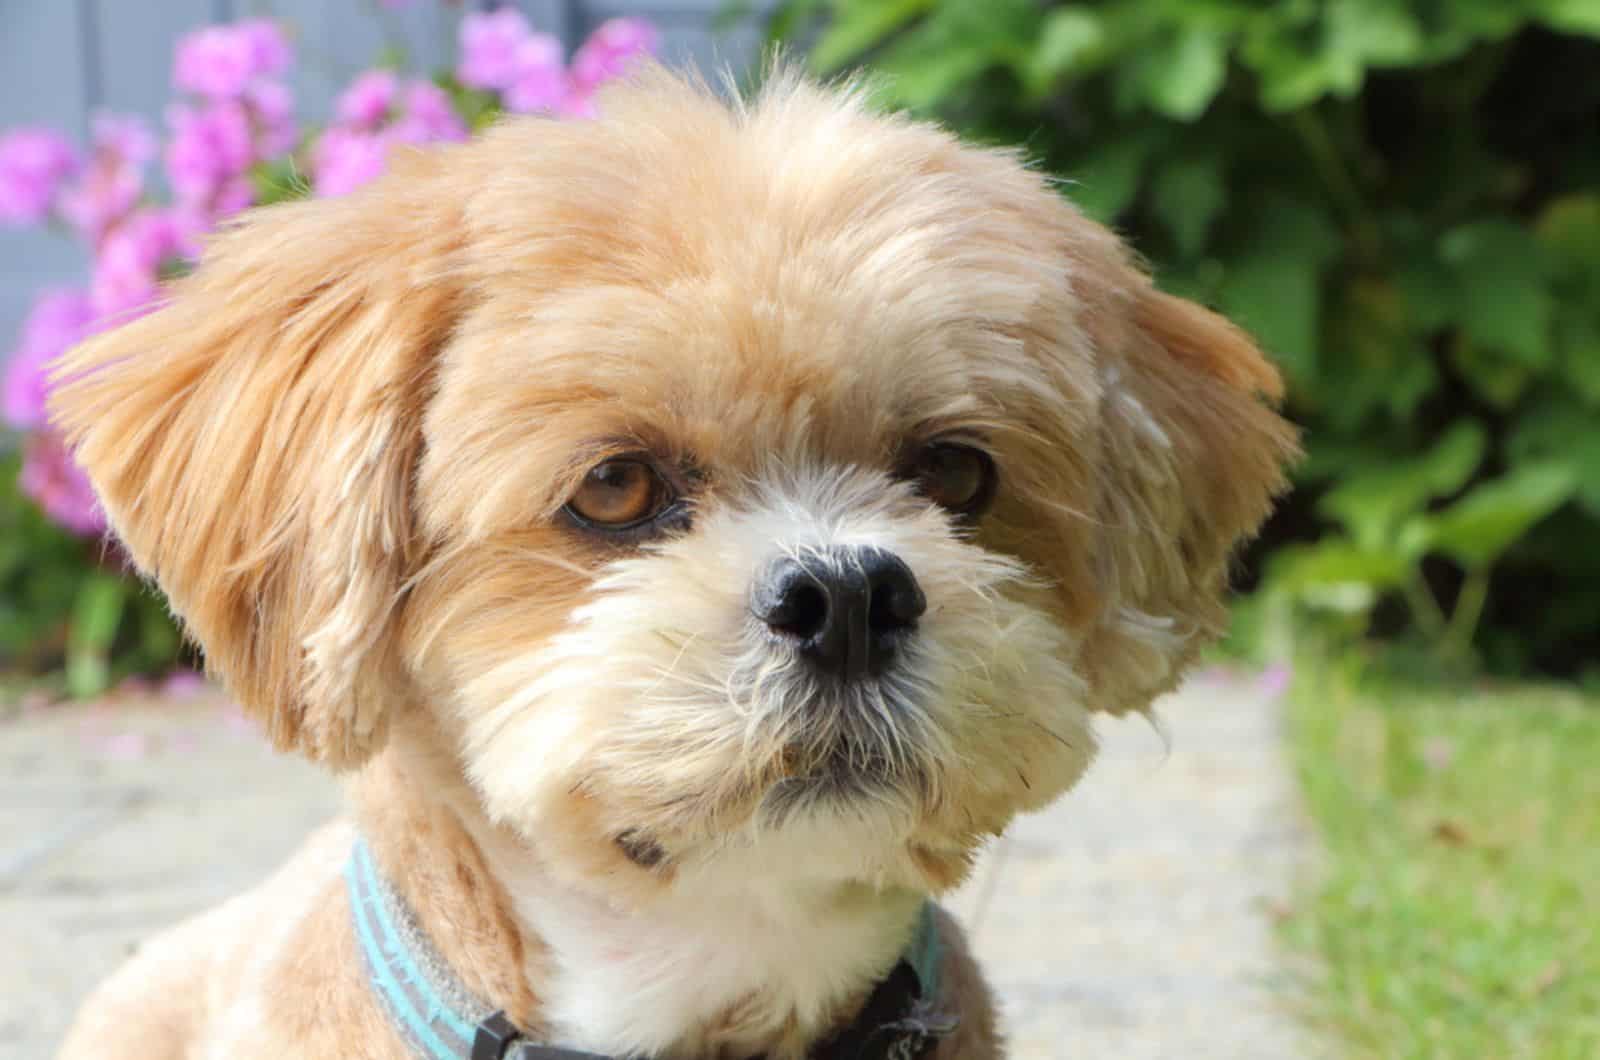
<box><xmin>1403</xmin><ymin>572</ymin><xmax>1448</xmax><ymax>641</ymax></box>
<box><xmin>1445</xmin><ymin>566</ymin><xmax>1492</xmax><ymax>662</ymax></box>
<box><xmin>1290</xmin><ymin>108</ymin><xmax>1383</xmax><ymax>264</ymax></box>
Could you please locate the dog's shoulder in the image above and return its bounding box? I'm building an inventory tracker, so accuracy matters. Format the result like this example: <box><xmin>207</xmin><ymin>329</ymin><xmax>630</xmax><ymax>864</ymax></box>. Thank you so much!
<box><xmin>55</xmin><ymin>820</ymin><xmax>401</xmax><ymax>1060</ymax></box>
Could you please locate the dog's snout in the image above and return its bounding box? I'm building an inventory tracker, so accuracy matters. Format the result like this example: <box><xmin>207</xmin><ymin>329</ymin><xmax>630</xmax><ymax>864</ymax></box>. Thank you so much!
<box><xmin>752</xmin><ymin>546</ymin><xmax>926</xmax><ymax>680</ymax></box>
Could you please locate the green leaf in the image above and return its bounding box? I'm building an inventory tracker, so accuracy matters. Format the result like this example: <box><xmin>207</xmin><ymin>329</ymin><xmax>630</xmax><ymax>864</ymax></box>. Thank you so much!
<box><xmin>1395</xmin><ymin>252</ymin><xmax>1459</xmax><ymax>333</ymax></box>
<box><xmin>1439</xmin><ymin>220</ymin><xmax>1554</xmax><ymax>366</ymax></box>
<box><xmin>1151</xmin><ymin>152</ymin><xmax>1225</xmax><ymax>258</ymax></box>
<box><xmin>1266</xmin><ymin>540</ymin><xmax>1410</xmax><ymax>614</ymax></box>
<box><xmin>1060</xmin><ymin>133</ymin><xmax>1155</xmax><ymax>223</ymax></box>
<box><xmin>433</xmin><ymin>73</ymin><xmax>501</xmax><ymax>133</ymax></box>
<box><xmin>1293</xmin><ymin>434</ymin><xmax>1394</xmax><ymax>483</ymax></box>
<box><xmin>1535</xmin><ymin>195</ymin><xmax>1600</xmax><ymax>274</ymax></box>
<box><xmin>1317</xmin><ymin>278</ymin><xmax>1438</xmax><ymax>428</ymax></box>
<box><xmin>764</xmin><ymin>0</ymin><xmax>825</xmax><ymax>46</ymax></box>
<box><xmin>1422</xmin><ymin>464</ymin><xmax>1578</xmax><ymax>570</ymax></box>
<box><xmin>1328</xmin><ymin>0</ymin><xmax>1424</xmax><ymax>69</ymax></box>
<box><xmin>250</xmin><ymin>158</ymin><xmax>312</xmax><ymax>207</ymax></box>
<box><xmin>1024</xmin><ymin>5</ymin><xmax>1113</xmax><ymax>95</ymax></box>
<box><xmin>1317</xmin><ymin>420</ymin><xmax>1487</xmax><ymax>549</ymax></box>
<box><xmin>1536</xmin><ymin>0</ymin><xmax>1600</xmax><ymax>36</ymax></box>
<box><xmin>1025</xmin><ymin>7</ymin><xmax>1108</xmax><ymax>95</ymax></box>
<box><xmin>1120</xmin><ymin>25</ymin><xmax>1229</xmax><ymax>120</ymax></box>
<box><xmin>869</xmin><ymin>0</ymin><xmax>1040</xmax><ymax>109</ymax></box>
<box><xmin>1215</xmin><ymin>196</ymin><xmax>1341</xmax><ymax>386</ymax></box>
<box><xmin>810</xmin><ymin>0</ymin><xmax>935</xmax><ymax>73</ymax></box>
<box><xmin>1549</xmin><ymin>313</ymin><xmax>1600</xmax><ymax>405</ymax></box>
<box><xmin>1507</xmin><ymin>395</ymin><xmax>1600</xmax><ymax>516</ymax></box>
<box><xmin>66</xmin><ymin>574</ymin><xmax>127</xmax><ymax>699</ymax></box>
<box><xmin>1450</xmin><ymin>339</ymin><xmax>1532</xmax><ymax>408</ymax></box>
<box><xmin>1242</xmin><ymin>0</ymin><xmax>1421</xmax><ymax>111</ymax></box>
<box><xmin>1219</xmin><ymin>256</ymin><xmax>1320</xmax><ymax>386</ymax></box>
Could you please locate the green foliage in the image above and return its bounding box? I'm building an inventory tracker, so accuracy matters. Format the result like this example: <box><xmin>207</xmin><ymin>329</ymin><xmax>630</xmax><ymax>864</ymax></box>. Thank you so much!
<box><xmin>765</xmin><ymin>0</ymin><xmax>1600</xmax><ymax>674</ymax></box>
<box><xmin>0</xmin><ymin>451</ymin><xmax>184</xmax><ymax>699</ymax></box>
<box><xmin>250</xmin><ymin>156</ymin><xmax>314</xmax><ymax>207</ymax></box>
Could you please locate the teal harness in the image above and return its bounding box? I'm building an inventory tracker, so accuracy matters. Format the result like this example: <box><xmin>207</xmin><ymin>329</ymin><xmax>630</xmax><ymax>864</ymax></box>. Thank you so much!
<box><xmin>346</xmin><ymin>836</ymin><xmax>957</xmax><ymax>1060</ymax></box>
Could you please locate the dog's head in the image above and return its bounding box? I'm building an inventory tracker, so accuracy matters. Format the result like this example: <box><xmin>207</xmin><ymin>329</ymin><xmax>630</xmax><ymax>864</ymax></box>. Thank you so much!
<box><xmin>53</xmin><ymin>69</ymin><xmax>1295</xmax><ymax>894</ymax></box>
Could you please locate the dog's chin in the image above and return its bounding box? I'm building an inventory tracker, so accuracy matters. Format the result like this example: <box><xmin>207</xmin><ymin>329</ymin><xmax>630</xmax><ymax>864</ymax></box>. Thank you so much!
<box><xmin>637</xmin><ymin>790</ymin><xmax>982</xmax><ymax>896</ymax></box>
<box><xmin>608</xmin><ymin>731</ymin><xmax>987</xmax><ymax>892</ymax></box>
<box><xmin>756</xmin><ymin>738</ymin><xmax>926</xmax><ymax>827</ymax></box>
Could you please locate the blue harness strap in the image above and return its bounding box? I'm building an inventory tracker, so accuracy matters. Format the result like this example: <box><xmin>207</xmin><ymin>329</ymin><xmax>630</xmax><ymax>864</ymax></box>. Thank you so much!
<box><xmin>346</xmin><ymin>835</ymin><xmax>956</xmax><ymax>1060</ymax></box>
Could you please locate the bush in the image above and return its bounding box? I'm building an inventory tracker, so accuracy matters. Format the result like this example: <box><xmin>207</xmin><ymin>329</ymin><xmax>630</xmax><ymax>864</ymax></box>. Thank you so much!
<box><xmin>0</xmin><ymin>5</ymin><xmax>658</xmax><ymax>697</ymax></box>
<box><xmin>765</xmin><ymin>0</ymin><xmax>1600</xmax><ymax>677</ymax></box>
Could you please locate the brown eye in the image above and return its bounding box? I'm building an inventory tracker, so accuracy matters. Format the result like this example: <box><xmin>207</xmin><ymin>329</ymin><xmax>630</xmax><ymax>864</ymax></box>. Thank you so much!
<box><xmin>909</xmin><ymin>443</ymin><xmax>996</xmax><ymax>517</ymax></box>
<box><xmin>566</xmin><ymin>459</ymin><xmax>670</xmax><ymax>528</ymax></box>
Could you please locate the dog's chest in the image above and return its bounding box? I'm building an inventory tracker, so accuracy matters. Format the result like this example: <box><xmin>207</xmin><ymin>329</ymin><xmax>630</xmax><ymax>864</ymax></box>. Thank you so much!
<box><xmin>507</xmin><ymin>872</ymin><xmax>921</xmax><ymax>1058</ymax></box>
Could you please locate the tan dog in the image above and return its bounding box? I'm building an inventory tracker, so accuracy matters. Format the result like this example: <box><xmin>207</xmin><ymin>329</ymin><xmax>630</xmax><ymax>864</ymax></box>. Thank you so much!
<box><xmin>51</xmin><ymin>67</ymin><xmax>1295</xmax><ymax>1060</ymax></box>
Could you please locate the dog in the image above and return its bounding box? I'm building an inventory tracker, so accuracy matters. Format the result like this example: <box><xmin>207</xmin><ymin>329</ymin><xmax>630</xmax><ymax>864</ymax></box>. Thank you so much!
<box><xmin>50</xmin><ymin>66</ymin><xmax>1296</xmax><ymax>1059</ymax></box>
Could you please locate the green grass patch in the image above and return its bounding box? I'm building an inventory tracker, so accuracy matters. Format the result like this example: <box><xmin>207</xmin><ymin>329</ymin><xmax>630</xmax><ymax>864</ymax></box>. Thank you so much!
<box><xmin>1284</xmin><ymin>659</ymin><xmax>1600</xmax><ymax>1058</ymax></box>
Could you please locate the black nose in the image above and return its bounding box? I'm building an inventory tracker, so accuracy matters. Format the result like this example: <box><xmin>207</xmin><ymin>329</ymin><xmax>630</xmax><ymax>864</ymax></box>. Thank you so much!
<box><xmin>751</xmin><ymin>546</ymin><xmax>926</xmax><ymax>680</ymax></box>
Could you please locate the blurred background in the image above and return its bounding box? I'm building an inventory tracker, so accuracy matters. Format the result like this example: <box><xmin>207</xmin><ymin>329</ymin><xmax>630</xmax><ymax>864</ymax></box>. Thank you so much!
<box><xmin>2</xmin><ymin>2</ymin><xmax>1597</xmax><ymax>1057</ymax></box>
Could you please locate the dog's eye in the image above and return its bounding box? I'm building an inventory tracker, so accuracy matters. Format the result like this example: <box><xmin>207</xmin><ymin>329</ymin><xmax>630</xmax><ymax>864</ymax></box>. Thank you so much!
<box><xmin>907</xmin><ymin>443</ymin><xmax>996</xmax><ymax>518</ymax></box>
<box><xmin>566</xmin><ymin>459</ymin><xmax>671</xmax><ymax>528</ymax></box>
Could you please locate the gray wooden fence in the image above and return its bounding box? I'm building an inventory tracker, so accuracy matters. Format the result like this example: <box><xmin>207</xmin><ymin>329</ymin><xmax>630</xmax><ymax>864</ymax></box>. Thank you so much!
<box><xmin>0</xmin><ymin>0</ymin><xmax>771</xmax><ymax>344</ymax></box>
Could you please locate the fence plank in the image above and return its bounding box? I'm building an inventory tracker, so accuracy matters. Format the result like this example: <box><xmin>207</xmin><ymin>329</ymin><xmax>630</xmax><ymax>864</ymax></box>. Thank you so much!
<box><xmin>92</xmin><ymin>0</ymin><xmax>215</xmax><ymax>123</ymax></box>
<box><xmin>0</xmin><ymin>0</ymin><xmax>94</xmax><ymax>348</ymax></box>
<box><xmin>516</xmin><ymin>0</ymin><xmax>578</xmax><ymax>47</ymax></box>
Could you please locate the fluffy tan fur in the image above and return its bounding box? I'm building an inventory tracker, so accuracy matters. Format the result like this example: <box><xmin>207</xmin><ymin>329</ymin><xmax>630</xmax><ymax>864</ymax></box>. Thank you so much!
<box><xmin>51</xmin><ymin>65</ymin><xmax>1296</xmax><ymax>1059</ymax></box>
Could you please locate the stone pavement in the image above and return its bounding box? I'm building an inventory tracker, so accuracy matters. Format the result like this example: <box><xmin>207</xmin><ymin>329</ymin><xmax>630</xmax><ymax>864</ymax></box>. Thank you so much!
<box><xmin>1</xmin><ymin>671</ymin><xmax>1310</xmax><ymax>1059</ymax></box>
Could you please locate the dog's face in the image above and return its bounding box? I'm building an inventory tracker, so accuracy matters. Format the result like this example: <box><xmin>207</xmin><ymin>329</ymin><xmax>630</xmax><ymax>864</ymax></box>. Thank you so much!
<box><xmin>53</xmin><ymin>70</ymin><xmax>1295</xmax><ymax>895</ymax></box>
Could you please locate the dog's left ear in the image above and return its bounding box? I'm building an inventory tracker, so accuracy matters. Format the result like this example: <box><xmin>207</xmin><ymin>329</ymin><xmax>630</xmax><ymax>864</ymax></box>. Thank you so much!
<box><xmin>1081</xmin><ymin>281</ymin><xmax>1300</xmax><ymax>713</ymax></box>
<box><xmin>51</xmin><ymin>153</ymin><xmax>463</xmax><ymax>767</ymax></box>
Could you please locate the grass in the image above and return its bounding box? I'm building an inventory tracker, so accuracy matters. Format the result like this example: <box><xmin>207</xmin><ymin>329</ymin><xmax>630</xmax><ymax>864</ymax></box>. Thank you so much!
<box><xmin>1283</xmin><ymin>656</ymin><xmax>1600</xmax><ymax>1059</ymax></box>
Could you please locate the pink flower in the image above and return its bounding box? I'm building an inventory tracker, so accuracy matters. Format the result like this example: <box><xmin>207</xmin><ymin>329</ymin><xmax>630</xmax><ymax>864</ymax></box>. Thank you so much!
<box><xmin>174</xmin><ymin>25</ymin><xmax>257</xmax><ymax>99</ymax></box>
<box><xmin>458</xmin><ymin>8</ymin><xmax>533</xmax><ymax>91</ymax></box>
<box><xmin>57</xmin><ymin>113</ymin><xmax>156</xmax><ymax>243</ymax></box>
<box><xmin>246</xmin><ymin>80</ymin><xmax>297</xmax><ymax>156</ymax></box>
<box><xmin>89</xmin><ymin>113</ymin><xmax>156</xmax><ymax>166</ymax></box>
<box><xmin>91</xmin><ymin>209</ymin><xmax>185</xmax><ymax>319</ymax></box>
<box><xmin>504</xmin><ymin>35</ymin><xmax>569</xmax><ymax>114</ymax></box>
<box><xmin>318</xmin><ymin>77</ymin><xmax>466</xmax><ymax>194</ymax></box>
<box><xmin>337</xmin><ymin>70</ymin><xmax>400</xmax><ymax>129</ymax></box>
<box><xmin>2</xmin><ymin>340</ymin><xmax>54</xmax><ymax>428</ymax></box>
<box><xmin>161</xmin><ymin>669</ymin><xmax>209</xmax><ymax>699</ymax></box>
<box><xmin>313</xmin><ymin>128</ymin><xmax>389</xmax><ymax>197</ymax></box>
<box><xmin>1255</xmin><ymin>662</ymin><xmax>1293</xmax><ymax>701</ymax></box>
<box><xmin>19</xmin><ymin>430</ymin><xmax>105</xmax><ymax>537</ymax></box>
<box><xmin>164</xmin><ymin>203</ymin><xmax>214</xmax><ymax>259</ymax></box>
<box><xmin>174</xmin><ymin>19</ymin><xmax>292</xmax><ymax>99</ymax></box>
<box><xmin>164</xmin><ymin>101</ymin><xmax>255</xmax><ymax>209</ymax></box>
<box><xmin>212</xmin><ymin>175</ymin><xmax>254</xmax><ymax>221</ymax></box>
<box><xmin>237</xmin><ymin>18</ymin><xmax>292</xmax><ymax>79</ymax></box>
<box><xmin>393</xmin><ymin>81</ymin><xmax>467</xmax><ymax>142</ymax></box>
<box><xmin>569</xmin><ymin>18</ymin><xmax>658</xmax><ymax>95</ymax></box>
<box><xmin>3</xmin><ymin>290</ymin><xmax>95</xmax><ymax>429</ymax></box>
<box><xmin>0</xmin><ymin>127</ymin><xmax>79</xmax><ymax>225</ymax></box>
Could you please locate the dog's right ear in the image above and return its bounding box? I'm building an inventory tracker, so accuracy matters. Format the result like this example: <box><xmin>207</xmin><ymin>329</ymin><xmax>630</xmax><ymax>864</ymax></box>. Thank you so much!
<box><xmin>51</xmin><ymin>151</ymin><xmax>466</xmax><ymax>768</ymax></box>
